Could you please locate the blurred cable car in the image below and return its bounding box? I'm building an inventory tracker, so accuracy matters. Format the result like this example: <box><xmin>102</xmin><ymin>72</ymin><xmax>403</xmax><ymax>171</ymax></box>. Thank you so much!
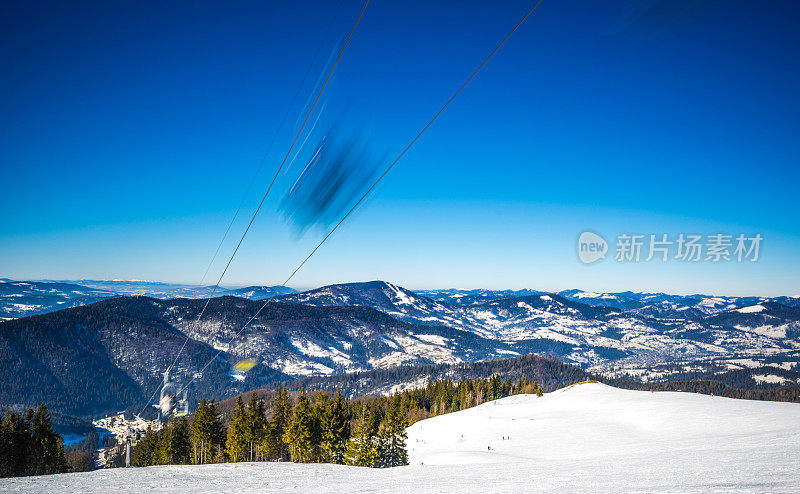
<box><xmin>156</xmin><ymin>369</ymin><xmax>188</xmax><ymax>420</ymax></box>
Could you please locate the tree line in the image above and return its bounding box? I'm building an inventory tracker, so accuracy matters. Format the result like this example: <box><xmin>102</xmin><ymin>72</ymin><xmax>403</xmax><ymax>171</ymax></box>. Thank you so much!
<box><xmin>290</xmin><ymin>354</ymin><xmax>581</xmax><ymax>397</ymax></box>
<box><xmin>0</xmin><ymin>404</ymin><xmax>68</xmax><ymax>478</ymax></box>
<box><xmin>132</xmin><ymin>375</ymin><xmax>543</xmax><ymax>468</ymax></box>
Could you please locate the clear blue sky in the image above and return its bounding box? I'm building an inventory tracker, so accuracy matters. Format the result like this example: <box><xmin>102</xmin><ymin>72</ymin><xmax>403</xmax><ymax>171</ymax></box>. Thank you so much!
<box><xmin>1</xmin><ymin>0</ymin><xmax>799</xmax><ymax>296</ymax></box>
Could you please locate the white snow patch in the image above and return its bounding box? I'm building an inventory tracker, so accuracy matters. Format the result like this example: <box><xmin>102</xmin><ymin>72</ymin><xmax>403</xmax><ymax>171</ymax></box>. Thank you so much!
<box><xmin>737</xmin><ymin>304</ymin><xmax>766</xmax><ymax>313</ymax></box>
<box><xmin>752</xmin><ymin>374</ymin><xmax>790</xmax><ymax>384</ymax></box>
<box><xmin>414</xmin><ymin>334</ymin><xmax>448</xmax><ymax>346</ymax></box>
<box><xmin>495</xmin><ymin>349</ymin><xmax>520</xmax><ymax>356</ymax></box>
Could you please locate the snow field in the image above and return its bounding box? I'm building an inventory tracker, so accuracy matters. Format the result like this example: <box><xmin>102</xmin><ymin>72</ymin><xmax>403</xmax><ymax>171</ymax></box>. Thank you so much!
<box><xmin>3</xmin><ymin>383</ymin><xmax>799</xmax><ymax>493</ymax></box>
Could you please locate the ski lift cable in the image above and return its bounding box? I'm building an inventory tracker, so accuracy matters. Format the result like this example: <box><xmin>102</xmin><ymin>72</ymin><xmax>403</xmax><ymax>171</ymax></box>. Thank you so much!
<box><xmin>197</xmin><ymin>0</ymin><xmax>346</xmax><ymax>287</ymax></box>
<box><xmin>137</xmin><ymin>0</ymin><xmax>371</xmax><ymax>418</ymax></box>
<box><xmin>177</xmin><ymin>0</ymin><xmax>544</xmax><ymax>397</ymax></box>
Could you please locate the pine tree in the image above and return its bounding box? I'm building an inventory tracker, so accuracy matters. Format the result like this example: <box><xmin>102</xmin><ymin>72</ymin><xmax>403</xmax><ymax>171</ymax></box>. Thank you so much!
<box><xmin>155</xmin><ymin>423</ymin><xmax>171</xmax><ymax>465</ymax></box>
<box><xmin>27</xmin><ymin>404</ymin><xmax>68</xmax><ymax>475</ymax></box>
<box><xmin>245</xmin><ymin>393</ymin><xmax>266</xmax><ymax>461</ymax></box>
<box><xmin>345</xmin><ymin>404</ymin><xmax>379</xmax><ymax>467</ymax></box>
<box><xmin>132</xmin><ymin>424</ymin><xmax>159</xmax><ymax>467</ymax></box>
<box><xmin>0</xmin><ymin>410</ymin><xmax>33</xmax><ymax>477</ymax></box>
<box><xmin>192</xmin><ymin>399</ymin><xmax>213</xmax><ymax>464</ymax></box>
<box><xmin>284</xmin><ymin>389</ymin><xmax>313</xmax><ymax>463</ymax></box>
<box><xmin>379</xmin><ymin>395</ymin><xmax>408</xmax><ymax>467</ymax></box>
<box><xmin>225</xmin><ymin>397</ymin><xmax>248</xmax><ymax>462</ymax></box>
<box><xmin>167</xmin><ymin>416</ymin><xmax>192</xmax><ymax>465</ymax></box>
<box><xmin>0</xmin><ymin>413</ymin><xmax>12</xmax><ymax>477</ymax></box>
<box><xmin>320</xmin><ymin>389</ymin><xmax>350</xmax><ymax>464</ymax></box>
<box><xmin>208</xmin><ymin>400</ymin><xmax>226</xmax><ymax>462</ymax></box>
<box><xmin>309</xmin><ymin>392</ymin><xmax>329</xmax><ymax>462</ymax></box>
<box><xmin>268</xmin><ymin>386</ymin><xmax>291</xmax><ymax>461</ymax></box>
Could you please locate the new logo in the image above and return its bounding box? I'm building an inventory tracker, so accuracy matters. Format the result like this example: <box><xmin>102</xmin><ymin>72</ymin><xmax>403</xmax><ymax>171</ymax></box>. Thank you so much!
<box><xmin>578</xmin><ymin>231</ymin><xmax>608</xmax><ymax>264</ymax></box>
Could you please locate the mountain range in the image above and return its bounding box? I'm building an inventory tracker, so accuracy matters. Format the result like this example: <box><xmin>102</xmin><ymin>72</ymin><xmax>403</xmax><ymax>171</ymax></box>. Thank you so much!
<box><xmin>0</xmin><ymin>278</ymin><xmax>297</xmax><ymax>319</ymax></box>
<box><xmin>1</xmin><ymin>279</ymin><xmax>799</xmax><ymax>417</ymax></box>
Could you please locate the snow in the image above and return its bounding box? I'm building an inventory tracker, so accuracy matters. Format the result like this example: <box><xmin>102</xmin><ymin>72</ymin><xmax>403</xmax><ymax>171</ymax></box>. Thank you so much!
<box><xmin>274</xmin><ymin>359</ymin><xmax>334</xmax><ymax>376</ymax></box>
<box><xmin>495</xmin><ymin>349</ymin><xmax>520</xmax><ymax>356</ymax></box>
<box><xmin>408</xmin><ymin>382</ymin><xmax>799</xmax><ymax>467</ymax></box>
<box><xmin>752</xmin><ymin>374</ymin><xmax>791</xmax><ymax>384</ymax></box>
<box><xmin>736</xmin><ymin>304</ymin><xmax>766</xmax><ymax>313</ymax></box>
<box><xmin>735</xmin><ymin>323</ymin><xmax>789</xmax><ymax>339</ymax></box>
<box><xmin>725</xmin><ymin>358</ymin><xmax>763</xmax><ymax>368</ymax></box>
<box><xmin>379</xmin><ymin>337</ymin><xmax>400</xmax><ymax>350</ymax></box>
<box><xmin>413</xmin><ymin>334</ymin><xmax>448</xmax><ymax>346</ymax></box>
<box><xmin>7</xmin><ymin>383</ymin><xmax>800</xmax><ymax>493</ymax></box>
<box><xmin>573</xmin><ymin>291</ymin><xmax>602</xmax><ymax>298</ymax></box>
<box><xmin>383</xmin><ymin>376</ymin><xmax>430</xmax><ymax>396</ymax></box>
<box><xmin>768</xmin><ymin>361</ymin><xmax>797</xmax><ymax>371</ymax></box>
<box><xmin>368</xmin><ymin>352</ymin><xmax>417</xmax><ymax>369</ymax></box>
<box><xmin>289</xmin><ymin>337</ymin><xmax>351</xmax><ymax>365</ymax></box>
<box><xmin>387</xmin><ymin>283</ymin><xmax>416</xmax><ymax>306</ymax></box>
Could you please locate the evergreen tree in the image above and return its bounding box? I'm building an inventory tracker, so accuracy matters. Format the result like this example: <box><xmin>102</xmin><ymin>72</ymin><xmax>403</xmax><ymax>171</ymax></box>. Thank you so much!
<box><xmin>379</xmin><ymin>396</ymin><xmax>408</xmax><ymax>467</ymax></box>
<box><xmin>27</xmin><ymin>404</ymin><xmax>68</xmax><ymax>476</ymax></box>
<box><xmin>0</xmin><ymin>410</ymin><xmax>33</xmax><ymax>477</ymax></box>
<box><xmin>131</xmin><ymin>424</ymin><xmax>159</xmax><ymax>467</ymax></box>
<box><xmin>209</xmin><ymin>400</ymin><xmax>226</xmax><ymax>462</ymax></box>
<box><xmin>166</xmin><ymin>417</ymin><xmax>192</xmax><ymax>465</ymax></box>
<box><xmin>225</xmin><ymin>397</ymin><xmax>248</xmax><ymax>462</ymax></box>
<box><xmin>245</xmin><ymin>393</ymin><xmax>266</xmax><ymax>461</ymax></box>
<box><xmin>284</xmin><ymin>389</ymin><xmax>313</xmax><ymax>463</ymax></box>
<box><xmin>309</xmin><ymin>392</ymin><xmax>329</xmax><ymax>462</ymax></box>
<box><xmin>158</xmin><ymin>424</ymin><xmax>174</xmax><ymax>465</ymax></box>
<box><xmin>0</xmin><ymin>413</ymin><xmax>12</xmax><ymax>477</ymax></box>
<box><xmin>345</xmin><ymin>405</ymin><xmax>379</xmax><ymax>467</ymax></box>
<box><xmin>192</xmin><ymin>399</ymin><xmax>214</xmax><ymax>464</ymax></box>
<box><xmin>320</xmin><ymin>389</ymin><xmax>350</xmax><ymax>464</ymax></box>
<box><xmin>269</xmin><ymin>386</ymin><xmax>292</xmax><ymax>461</ymax></box>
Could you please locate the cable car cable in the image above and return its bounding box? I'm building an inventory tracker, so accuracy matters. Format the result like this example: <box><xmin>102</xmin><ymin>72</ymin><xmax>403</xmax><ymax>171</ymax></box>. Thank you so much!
<box><xmin>198</xmin><ymin>0</ymin><xmax>346</xmax><ymax>286</ymax></box>
<box><xmin>137</xmin><ymin>0</ymin><xmax>371</xmax><ymax>418</ymax></box>
<box><xmin>177</xmin><ymin>0</ymin><xmax>544</xmax><ymax>398</ymax></box>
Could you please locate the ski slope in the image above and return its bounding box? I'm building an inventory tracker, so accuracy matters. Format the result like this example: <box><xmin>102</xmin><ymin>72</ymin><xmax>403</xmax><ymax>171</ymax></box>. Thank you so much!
<box><xmin>3</xmin><ymin>383</ymin><xmax>799</xmax><ymax>493</ymax></box>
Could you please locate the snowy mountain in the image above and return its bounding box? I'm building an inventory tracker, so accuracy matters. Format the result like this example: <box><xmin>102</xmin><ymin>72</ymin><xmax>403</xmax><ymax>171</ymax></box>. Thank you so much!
<box><xmin>7</xmin><ymin>383</ymin><xmax>800</xmax><ymax>493</ymax></box>
<box><xmin>275</xmin><ymin>281</ymin><xmax>800</xmax><ymax>376</ymax></box>
<box><xmin>276</xmin><ymin>281</ymin><xmax>455</xmax><ymax>326</ymax></box>
<box><xmin>0</xmin><ymin>279</ymin><xmax>298</xmax><ymax>320</ymax></box>
<box><xmin>0</xmin><ymin>296</ymin><xmax>504</xmax><ymax>415</ymax></box>
<box><xmin>0</xmin><ymin>279</ymin><xmax>116</xmax><ymax>319</ymax></box>
<box><xmin>227</xmin><ymin>285</ymin><xmax>297</xmax><ymax>300</ymax></box>
<box><xmin>62</xmin><ymin>279</ymin><xmax>298</xmax><ymax>300</ymax></box>
<box><xmin>423</xmin><ymin>286</ymin><xmax>800</xmax><ymax>318</ymax></box>
<box><xmin>554</xmin><ymin>289</ymin><xmax>800</xmax><ymax>319</ymax></box>
<box><xmin>416</xmin><ymin>288</ymin><xmax>543</xmax><ymax>305</ymax></box>
<box><xmin>0</xmin><ymin>297</ymin><xmax>290</xmax><ymax>415</ymax></box>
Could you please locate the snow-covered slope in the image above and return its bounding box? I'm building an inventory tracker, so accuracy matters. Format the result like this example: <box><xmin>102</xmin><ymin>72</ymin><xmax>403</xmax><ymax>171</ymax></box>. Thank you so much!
<box><xmin>408</xmin><ymin>382</ymin><xmax>800</xmax><ymax>466</ymax></box>
<box><xmin>6</xmin><ymin>384</ymin><xmax>799</xmax><ymax>493</ymax></box>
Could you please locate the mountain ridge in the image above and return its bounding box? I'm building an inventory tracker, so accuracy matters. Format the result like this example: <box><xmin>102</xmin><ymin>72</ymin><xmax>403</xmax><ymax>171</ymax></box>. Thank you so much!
<box><xmin>2</xmin><ymin>280</ymin><xmax>799</xmax><ymax>417</ymax></box>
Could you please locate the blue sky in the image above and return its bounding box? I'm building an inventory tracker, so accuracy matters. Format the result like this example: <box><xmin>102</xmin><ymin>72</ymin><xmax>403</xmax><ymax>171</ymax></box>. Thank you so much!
<box><xmin>1</xmin><ymin>0</ymin><xmax>799</xmax><ymax>296</ymax></box>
